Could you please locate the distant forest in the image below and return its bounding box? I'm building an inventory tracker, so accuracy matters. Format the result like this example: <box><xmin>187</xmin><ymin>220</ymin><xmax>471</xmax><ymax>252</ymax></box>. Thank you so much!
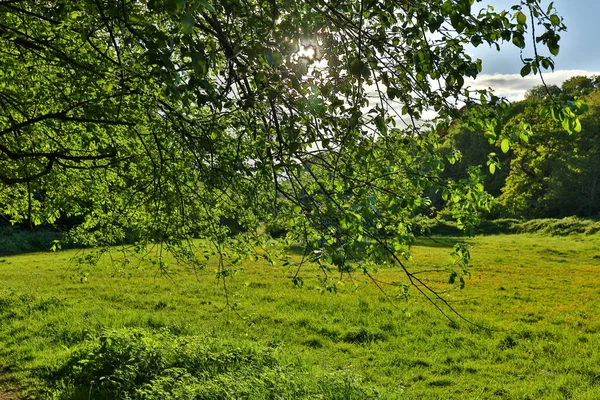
<box><xmin>438</xmin><ymin>75</ymin><xmax>600</xmax><ymax>220</ymax></box>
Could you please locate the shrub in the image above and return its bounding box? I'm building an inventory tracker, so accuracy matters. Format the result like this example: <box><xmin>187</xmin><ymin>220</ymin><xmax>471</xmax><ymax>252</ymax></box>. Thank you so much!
<box><xmin>517</xmin><ymin>217</ymin><xmax>600</xmax><ymax>236</ymax></box>
<box><xmin>0</xmin><ymin>226</ymin><xmax>61</xmax><ymax>255</ymax></box>
<box><xmin>414</xmin><ymin>217</ymin><xmax>600</xmax><ymax>237</ymax></box>
<box><xmin>477</xmin><ymin>219</ymin><xmax>521</xmax><ymax>235</ymax></box>
<box><xmin>50</xmin><ymin>328</ymin><xmax>377</xmax><ymax>399</ymax></box>
<box><xmin>264</xmin><ymin>219</ymin><xmax>288</xmax><ymax>238</ymax></box>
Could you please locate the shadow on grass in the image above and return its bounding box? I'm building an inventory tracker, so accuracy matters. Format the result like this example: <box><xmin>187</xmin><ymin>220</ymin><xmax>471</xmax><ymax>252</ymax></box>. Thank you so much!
<box><xmin>285</xmin><ymin>236</ymin><xmax>461</xmax><ymax>258</ymax></box>
<box><xmin>413</xmin><ymin>236</ymin><xmax>465</xmax><ymax>249</ymax></box>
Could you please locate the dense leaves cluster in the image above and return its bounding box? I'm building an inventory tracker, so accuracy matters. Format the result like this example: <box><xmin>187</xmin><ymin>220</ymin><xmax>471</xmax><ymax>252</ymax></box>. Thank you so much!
<box><xmin>440</xmin><ymin>76</ymin><xmax>600</xmax><ymax>220</ymax></box>
<box><xmin>0</xmin><ymin>0</ymin><xmax>577</xmax><ymax>300</ymax></box>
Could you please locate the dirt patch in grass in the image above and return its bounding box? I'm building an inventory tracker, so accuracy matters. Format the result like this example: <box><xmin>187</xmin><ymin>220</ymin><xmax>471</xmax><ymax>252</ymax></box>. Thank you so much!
<box><xmin>0</xmin><ymin>386</ymin><xmax>22</xmax><ymax>400</ymax></box>
<box><xmin>0</xmin><ymin>374</ymin><xmax>22</xmax><ymax>400</ymax></box>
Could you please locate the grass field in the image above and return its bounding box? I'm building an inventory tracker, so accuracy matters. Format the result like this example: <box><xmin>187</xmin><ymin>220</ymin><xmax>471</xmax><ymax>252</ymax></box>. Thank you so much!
<box><xmin>1</xmin><ymin>233</ymin><xmax>600</xmax><ymax>399</ymax></box>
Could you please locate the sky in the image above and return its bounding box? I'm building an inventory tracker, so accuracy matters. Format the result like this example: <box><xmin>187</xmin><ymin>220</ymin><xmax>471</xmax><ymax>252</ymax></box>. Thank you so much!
<box><xmin>467</xmin><ymin>0</ymin><xmax>600</xmax><ymax>100</ymax></box>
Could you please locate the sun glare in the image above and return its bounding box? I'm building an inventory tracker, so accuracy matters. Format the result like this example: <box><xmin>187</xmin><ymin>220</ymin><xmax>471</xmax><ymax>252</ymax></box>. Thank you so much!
<box><xmin>290</xmin><ymin>40</ymin><xmax>328</xmax><ymax>75</ymax></box>
<box><xmin>298</xmin><ymin>45</ymin><xmax>316</xmax><ymax>60</ymax></box>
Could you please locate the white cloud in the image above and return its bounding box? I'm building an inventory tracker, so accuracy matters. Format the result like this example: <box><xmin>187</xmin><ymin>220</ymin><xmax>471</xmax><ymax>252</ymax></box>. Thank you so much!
<box><xmin>466</xmin><ymin>69</ymin><xmax>600</xmax><ymax>102</ymax></box>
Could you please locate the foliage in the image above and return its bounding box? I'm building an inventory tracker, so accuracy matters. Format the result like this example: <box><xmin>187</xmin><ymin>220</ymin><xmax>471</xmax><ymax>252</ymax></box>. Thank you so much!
<box><xmin>516</xmin><ymin>217</ymin><xmax>600</xmax><ymax>236</ymax></box>
<box><xmin>438</xmin><ymin>119</ymin><xmax>511</xmax><ymax>199</ymax></box>
<box><xmin>49</xmin><ymin>328</ymin><xmax>375</xmax><ymax>400</ymax></box>
<box><xmin>0</xmin><ymin>226</ymin><xmax>61</xmax><ymax>255</ymax></box>
<box><xmin>0</xmin><ymin>0</ymin><xmax>580</xmax><ymax>295</ymax></box>
<box><xmin>500</xmin><ymin>85</ymin><xmax>600</xmax><ymax>218</ymax></box>
<box><xmin>561</xmin><ymin>75</ymin><xmax>600</xmax><ymax>97</ymax></box>
<box><xmin>416</xmin><ymin>217</ymin><xmax>600</xmax><ymax>236</ymax></box>
<box><xmin>439</xmin><ymin>76</ymin><xmax>600</xmax><ymax>221</ymax></box>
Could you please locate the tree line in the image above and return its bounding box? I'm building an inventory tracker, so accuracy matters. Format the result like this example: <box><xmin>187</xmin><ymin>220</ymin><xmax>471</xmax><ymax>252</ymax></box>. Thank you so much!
<box><xmin>439</xmin><ymin>75</ymin><xmax>600</xmax><ymax>220</ymax></box>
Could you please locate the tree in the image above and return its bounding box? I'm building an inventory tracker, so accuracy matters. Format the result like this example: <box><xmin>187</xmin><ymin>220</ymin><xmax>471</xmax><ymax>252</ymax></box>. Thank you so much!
<box><xmin>561</xmin><ymin>75</ymin><xmax>600</xmax><ymax>97</ymax></box>
<box><xmin>524</xmin><ymin>84</ymin><xmax>562</xmax><ymax>101</ymax></box>
<box><xmin>500</xmin><ymin>85</ymin><xmax>600</xmax><ymax>218</ymax></box>
<box><xmin>524</xmin><ymin>76</ymin><xmax>600</xmax><ymax>102</ymax></box>
<box><xmin>0</xmin><ymin>0</ymin><xmax>581</xmax><ymax>314</ymax></box>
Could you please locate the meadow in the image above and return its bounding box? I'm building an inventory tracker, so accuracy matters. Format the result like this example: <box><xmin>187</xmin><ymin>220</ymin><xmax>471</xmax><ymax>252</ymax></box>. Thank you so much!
<box><xmin>1</xmin><ymin>233</ymin><xmax>600</xmax><ymax>399</ymax></box>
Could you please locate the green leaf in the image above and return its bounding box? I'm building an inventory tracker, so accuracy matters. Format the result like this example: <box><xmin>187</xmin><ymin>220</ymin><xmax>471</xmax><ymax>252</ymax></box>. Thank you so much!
<box><xmin>515</xmin><ymin>11</ymin><xmax>527</xmax><ymax>25</ymax></box>
<box><xmin>501</xmin><ymin>139</ymin><xmax>510</xmax><ymax>153</ymax></box>
<box><xmin>561</xmin><ymin>117</ymin><xmax>571</xmax><ymax>132</ymax></box>
<box><xmin>262</xmin><ymin>48</ymin><xmax>273</xmax><ymax>66</ymax></box>
<box><xmin>350</xmin><ymin>59</ymin><xmax>370</xmax><ymax>79</ymax></box>
<box><xmin>199</xmin><ymin>0</ymin><xmax>216</xmax><ymax>13</ymax></box>
<box><xmin>520</xmin><ymin>64</ymin><xmax>531</xmax><ymax>77</ymax></box>
<box><xmin>441</xmin><ymin>1</ymin><xmax>453</xmax><ymax>16</ymax></box>
<box><xmin>374</xmin><ymin>115</ymin><xmax>387</xmax><ymax>135</ymax></box>
<box><xmin>574</xmin><ymin>118</ymin><xmax>582</xmax><ymax>133</ymax></box>
<box><xmin>181</xmin><ymin>13</ymin><xmax>194</xmax><ymax>35</ymax></box>
<box><xmin>512</xmin><ymin>33</ymin><xmax>525</xmax><ymax>49</ymax></box>
<box><xmin>192</xmin><ymin>53</ymin><xmax>208</xmax><ymax>75</ymax></box>
<box><xmin>360</xmin><ymin>62</ymin><xmax>371</xmax><ymax>79</ymax></box>
<box><xmin>271</xmin><ymin>51</ymin><xmax>283</xmax><ymax>68</ymax></box>
<box><xmin>340</xmin><ymin>218</ymin><xmax>348</xmax><ymax>230</ymax></box>
<box><xmin>387</xmin><ymin>88</ymin><xmax>396</xmax><ymax>100</ymax></box>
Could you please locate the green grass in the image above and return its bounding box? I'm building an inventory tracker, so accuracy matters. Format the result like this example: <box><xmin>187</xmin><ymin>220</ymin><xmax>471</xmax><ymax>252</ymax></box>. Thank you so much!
<box><xmin>1</xmin><ymin>234</ymin><xmax>600</xmax><ymax>399</ymax></box>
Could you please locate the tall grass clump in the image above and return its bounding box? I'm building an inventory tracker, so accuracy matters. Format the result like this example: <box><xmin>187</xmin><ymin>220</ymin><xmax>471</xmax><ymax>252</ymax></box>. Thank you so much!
<box><xmin>49</xmin><ymin>328</ymin><xmax>376</xmax><ymax>400</ymax></box>
<box><xmin>415</xmin><ymin>217</ymin><xmax>600</xmax><ymax>236</ymax></box>
<box><xmin>517</xmin><ymin>217</ymin><xmax>600</xmax><ymax>236</ymax></box>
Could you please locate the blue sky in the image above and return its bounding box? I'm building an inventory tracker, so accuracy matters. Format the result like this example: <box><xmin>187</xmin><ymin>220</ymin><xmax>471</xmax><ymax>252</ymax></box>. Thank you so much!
<box><xmin>467</xmin><ymin>0</ymin><xmax>600</xmax><ymax>100</ymax></box>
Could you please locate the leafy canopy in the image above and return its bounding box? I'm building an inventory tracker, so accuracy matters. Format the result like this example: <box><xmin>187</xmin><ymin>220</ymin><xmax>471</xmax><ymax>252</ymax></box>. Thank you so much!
<box><xmin>0</xmin><ymin>0</ymin><xmax>581</xmax><ymax>309</ymax></box>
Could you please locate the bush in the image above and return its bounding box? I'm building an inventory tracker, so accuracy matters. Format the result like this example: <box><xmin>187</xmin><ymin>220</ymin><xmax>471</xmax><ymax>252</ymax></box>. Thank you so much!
<box><xmin>50</xmin><ymin>328</ymin><xmax>378</xmax><ymax>399</ymax></box>
<box><xmin>477</xmin><ymin>219</ymin><xmax>521</xmax><ymax>235</ymax></box>
<box><xmin>412</xmin><ymin>219</ymin><xmax>462</xmax><ymax>236</ymax></box>
<box><xmin>0</xmin><ymin>226</ymin><xmax>61</xmax><ymax>255</ymax></box>
<box><xmin>517</xmin><ymin>217</ymin><xmax>600</xmax><ymax>236</ymax></box>
<box><xmin>264</xmin><ymin>219</ymin><xmax>288</xmax><ymax>239</ymax></box>
<box><xmin>413</xmin><ymin>217</ymin><xmax>600</xmax><ymax>237</ymax></box>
